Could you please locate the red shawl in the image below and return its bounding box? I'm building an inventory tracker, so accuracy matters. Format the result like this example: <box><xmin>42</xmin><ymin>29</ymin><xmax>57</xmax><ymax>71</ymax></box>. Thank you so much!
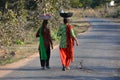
<box><xmin>66</xmin><ymin>24</ymin><xmax>74</xmax><ymax>62</ymax></box>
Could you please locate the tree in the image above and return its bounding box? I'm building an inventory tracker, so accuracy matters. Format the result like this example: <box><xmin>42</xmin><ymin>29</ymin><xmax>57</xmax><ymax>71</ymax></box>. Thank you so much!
<box><xmin>70</xmin><ymin>0</ymin><xmax>82</xmax><ymax>8</ymax></box>
<box><xmin>102</xmin><ymin>0</ymin><xmax>111</xmax><ymax>14</ymax></box>
<box><xmin>79</xmin><ymin>0</ymin><xmax>93</xmax><ymax>9</ymax></box>
<box><xmin>115</xmin><ymin>0</ymin><xmax>120</xmax><ymax>6</ymax></box>
<box><xmin>0</xmin><ymin>0</ymin><xmax>73</xmax><ymax>46</ymax></box>
<box><xmin>25</xmin><ymin>0</ymin><xmax>37</xmax><ymax>10</ymax></box>
<box><xmin>0</xmin><ymin>0</ymin><xmax>8</xmax><ymax>14</ymax></box>
<box><xmin>91</xmin><ymin>0</ymin><xmax>104</xmax><ymax>8</ymax></box>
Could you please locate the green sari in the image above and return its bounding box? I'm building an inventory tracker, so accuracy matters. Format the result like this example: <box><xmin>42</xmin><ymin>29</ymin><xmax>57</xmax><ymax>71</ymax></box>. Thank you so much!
<box><xmin>39</xmin><ymin>28</ymin><xmax>47</xmax><ymax>60</ymax></box>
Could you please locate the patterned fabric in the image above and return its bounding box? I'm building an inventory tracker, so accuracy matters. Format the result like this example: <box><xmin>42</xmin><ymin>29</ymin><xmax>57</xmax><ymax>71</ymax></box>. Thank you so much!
<box><xmin>58</xmin><ymin>24</ymin><xmax>76</xmax><ymax>67</ymax></box>
<box><xmin>57</xmin><ymin>24</ymin><xmax>75</xmax><ymax>48</ymax></box>
<box><xmin>57</xmin><ymin>24</ymin><xmax>67</xmax><ymax>48</ymax></box>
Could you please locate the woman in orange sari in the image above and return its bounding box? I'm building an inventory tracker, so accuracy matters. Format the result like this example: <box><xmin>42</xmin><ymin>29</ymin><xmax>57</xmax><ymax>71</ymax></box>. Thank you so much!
<box><xmin>57</xmin><ymin>18</ymin><xmax>78</xmax><ymax>71</ymax></box>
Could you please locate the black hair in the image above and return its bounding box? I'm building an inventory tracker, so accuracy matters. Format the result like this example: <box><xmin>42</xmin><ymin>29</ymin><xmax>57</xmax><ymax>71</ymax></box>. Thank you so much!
<box><xmin>63</xmin><ymin>18</ymin><xmax>69</xmax><ymax>24</ymax></box>
<box><xmin>43</xmin><ymin>20</ymin><xmax>48</xmax><ymax>24</ymax></box>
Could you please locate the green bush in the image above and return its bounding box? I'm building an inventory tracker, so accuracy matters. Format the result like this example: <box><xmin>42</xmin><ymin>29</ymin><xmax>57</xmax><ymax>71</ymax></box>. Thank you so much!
<box><xmin>106</xmin><ymin>6</ymin><xmax>120</xmax><ymax>18</ymax></box>
<box><xmin>16</xmin><ymin>40</ymin><xmax>24</xmax><ymax>45</ymax></box>
<box><xmin>116</xmin><ymin>6</ymin><xmax>120</xmax><ymax>17</ymax></box>
<box><xmin>51</xmin><ymin>30</ymin><xmax>59</xmax><ymax>41</ymax></box>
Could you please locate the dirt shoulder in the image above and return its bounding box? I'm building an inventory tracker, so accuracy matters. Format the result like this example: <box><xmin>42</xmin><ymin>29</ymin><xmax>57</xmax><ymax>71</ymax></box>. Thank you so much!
<box><xmin>0</xmin><ymin>44</ymin><xmax>59</xmax><ymax>77</ymax></box>
<box><xmin>0</xmin><ymin>52</ymin><xmax>39</xmax><ymax>77</ymax></box>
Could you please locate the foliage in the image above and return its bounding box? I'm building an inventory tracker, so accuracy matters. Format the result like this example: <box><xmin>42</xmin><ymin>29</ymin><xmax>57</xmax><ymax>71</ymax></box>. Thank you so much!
<box><xmin>70</xmin><ymin>0</ymin><xmax>82</xmax><ymax>8</ymax></box>
<box><xmin>79</xmin><ymin>0</ymin><xmax>93</xmax><ymax>9</ymax></box>
<box><xmin>0</xmin><ymin>10</ymin><xmax>26</xmax><ymax>46</ymax></box>
<box><xmin>25</xmin><ymin>0</ymin><xmax>37</xmax><ymax>10</ymax></box>
<box><xmin>16</xmin><ymin>40</ymin><xmax>24</xmax><ymax>45</ymax></box>
<box><xmin>51</xmin><ymin>29</ymin><xmax>59</xmax><ymax>41</ymax></box>
<box><xmin>70</xmin><ymin>0</ymin><xmax>120</xmax><ymax>9</ymax></box>
<box><xmin>90</xmin><ymin>0</ymin><xmax>104</xmax><ymax>8</ymax></box>
<box><xmin>115</xmin><ymin>0</ymin><xmax>120</xmax><ymax>5</ymax></box>
<box><xmin>0</xmin><ymin>0</ymin><xmax>71</xmax><ymax>47</ymax></box>
<box><xmin>109</xmin><ymin>6</ymin><xmax>120</xmax><ymax>18</ymax></box>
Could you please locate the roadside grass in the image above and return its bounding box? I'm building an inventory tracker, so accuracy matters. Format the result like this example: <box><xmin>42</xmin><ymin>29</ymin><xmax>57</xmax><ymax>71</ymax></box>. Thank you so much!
<box><xmin>0</xmin><ymin>9</ymin><xmax>90</xmax><ymax>65</ymax></box>
<box><xmin>0</xmin><ymin>43</ymin><xmax>38</xmax><ymax>65</ymax></box>
<box><xmin>69</xmin><ymin>9</ymin><xmax>90</xmax><ymax>35</ymax></box>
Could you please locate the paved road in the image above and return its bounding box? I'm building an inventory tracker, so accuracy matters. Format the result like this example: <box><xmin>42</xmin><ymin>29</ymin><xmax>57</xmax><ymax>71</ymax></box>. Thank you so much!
<box><xmin>0</xmin><ymin>18</ymin><xmax>120</xmax><ymax>80</ymax></box>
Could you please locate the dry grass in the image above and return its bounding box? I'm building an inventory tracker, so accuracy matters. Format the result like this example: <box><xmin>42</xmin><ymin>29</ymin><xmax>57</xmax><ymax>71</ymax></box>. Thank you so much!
<box><xmin>0</xmin><ymin>43</ymin><xmax>38</xmax><ymax>65</ymax></box>
<box><xmin>67</xmin><ymin>9</ymin><xmax>91</xmax><ymax>34</ymax></box>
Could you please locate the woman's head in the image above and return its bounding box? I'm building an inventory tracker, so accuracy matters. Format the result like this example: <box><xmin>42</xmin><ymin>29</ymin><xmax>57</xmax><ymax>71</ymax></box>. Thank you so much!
<box><xmin>63</xmin><ymin>18</ymin><xmax>69</xmax><ymax>24</ymax></box>
<box><xmin>42</xmin><ymin>20</ymin><xmax>48</xmax><ymax>25</ymax></box>
<box><xmin>42</xmin><ymin>20</ymin><xmax>48</xmax><ymax>27</ymax></box>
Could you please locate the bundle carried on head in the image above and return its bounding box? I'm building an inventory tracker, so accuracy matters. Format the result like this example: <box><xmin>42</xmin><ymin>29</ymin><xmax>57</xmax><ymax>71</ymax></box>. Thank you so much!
<box><xmin>60</xmin><ymin>10</ymin><xmax>73</xmax><ymax>18</ymax></box>
<box><xmin>39</xmin><ymin>14</ymin><xmax>51</xmax><ymax>20</ymax></box>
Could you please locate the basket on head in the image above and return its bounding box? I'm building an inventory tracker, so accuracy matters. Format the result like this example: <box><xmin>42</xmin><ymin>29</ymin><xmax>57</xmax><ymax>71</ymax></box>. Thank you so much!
<box><xmin>60</xmin><ymin>12</ymin><xmax>73</xmax><ymax>18</ymax></box>
<box><xmin>39</xmin><ymin>14</ymin><xmax>51</xmax><ymax>20</ymax></box>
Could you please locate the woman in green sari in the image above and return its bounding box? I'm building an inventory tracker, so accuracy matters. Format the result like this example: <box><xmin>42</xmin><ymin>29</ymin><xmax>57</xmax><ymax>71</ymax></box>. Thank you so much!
<box><xmin>36</xmin><ymin>20</ymin><xmax>53</xmax><ymax>70</ymax></box>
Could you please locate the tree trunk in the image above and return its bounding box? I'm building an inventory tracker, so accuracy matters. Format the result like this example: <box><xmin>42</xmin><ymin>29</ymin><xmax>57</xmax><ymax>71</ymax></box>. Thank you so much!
<box><xmin>104</xmin><ymin>2</ymin><xmax>109</xmax><ymax>16</ymax></box>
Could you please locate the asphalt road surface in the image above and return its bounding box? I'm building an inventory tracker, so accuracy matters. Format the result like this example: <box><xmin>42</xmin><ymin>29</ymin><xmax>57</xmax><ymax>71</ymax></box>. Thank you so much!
<box><xmin>0</xmin><ymin>18</ymin><xmax>120</xmax><ymax>80</ymax></box>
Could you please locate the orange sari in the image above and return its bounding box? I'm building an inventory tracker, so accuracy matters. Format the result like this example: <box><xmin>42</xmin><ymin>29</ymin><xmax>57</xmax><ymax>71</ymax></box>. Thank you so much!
<box><xmin>60</xmin><ymin>24</ymin><xmax>74</xmax><ymax>67</ymax></box>
<box><xmin>66</xmin><ymin>24</ymin><xmax>74</xmax><ymax>62</ymax></box>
